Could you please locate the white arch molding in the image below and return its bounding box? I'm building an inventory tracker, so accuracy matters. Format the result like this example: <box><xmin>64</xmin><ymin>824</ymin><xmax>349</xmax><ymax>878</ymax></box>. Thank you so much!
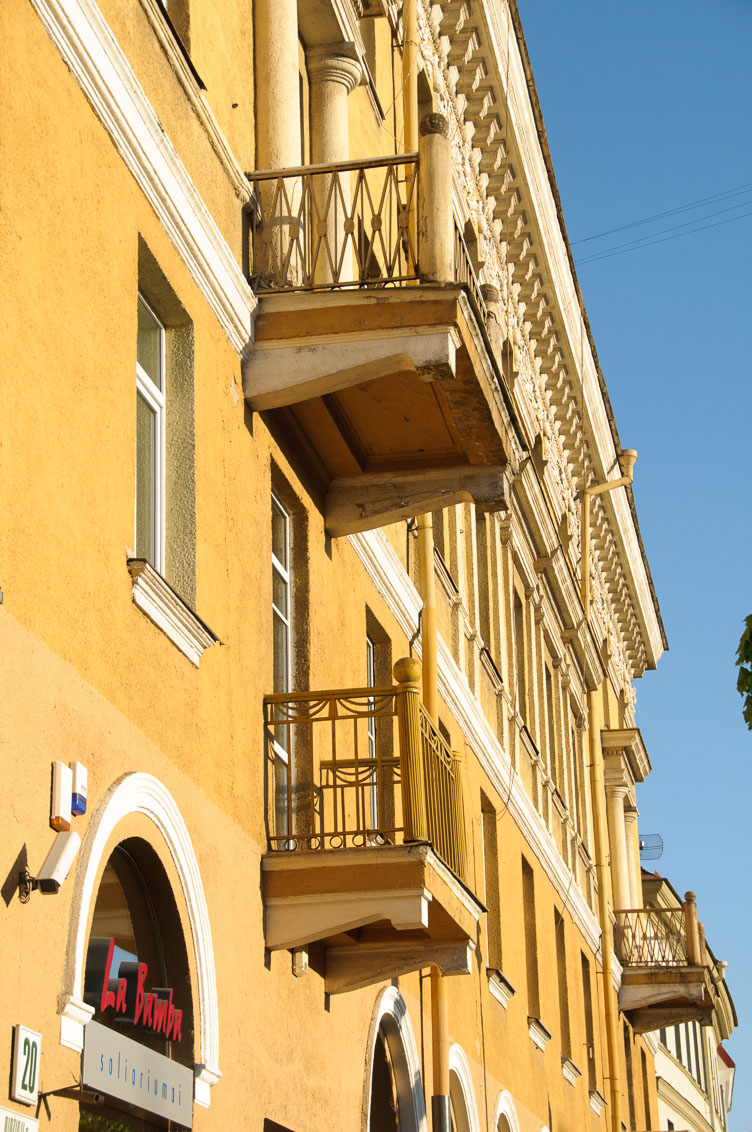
<box><xmin>448</xmin><ymin>1043</ymin><xmax>481</xmax><ymax>1132</ymax></box>
<box><xmin>58</xmin><ymin>773</ymin><xmax>221</xmax><ymax>1107</ymax></box>
<box><xmin>361</xmin><ymin>986</ymin><xmax>428</xmax><ymax>1132</ymax></box>
<box><xmin>491</xmin><ymin>1089</ymin><xmax>522</xmax><ymax>1132</ymax></box>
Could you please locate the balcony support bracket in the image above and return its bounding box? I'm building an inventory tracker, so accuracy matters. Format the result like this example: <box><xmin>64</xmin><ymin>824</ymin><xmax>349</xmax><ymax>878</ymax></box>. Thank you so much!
<box><xmin>325</xmin><ymin>939</ymin><xmax>473</xmax><ymax>995</ymax></box>
<box><xmin>244</xmin><ymin>327</ymin><xmax>459</xmax><ymax>411</ymax></box>
<box><xmin>325</xmin><ymin>465</ymin><xmax>511</xmax><ymax>536</ymax></box>
<box><xmin>263</xmin><ymin>886</ymin><xmax>432</xmax><ymax>952</ymax></box>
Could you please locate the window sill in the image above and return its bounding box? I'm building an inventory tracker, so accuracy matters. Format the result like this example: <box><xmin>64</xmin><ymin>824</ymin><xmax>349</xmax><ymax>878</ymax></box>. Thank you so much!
<box><xmin>528</xmin><ymin>1016</ymin><xmax>552</xmax><ymax>1052</ymax></box>
<box><xmin>589</xmin><ymin>1089</ymin><xmax>607</xmax><ymax>1116</ymax></box>
<box><xmin>561</xmin><ymin>1057</ymin><xmax>582</xmax><ymax>1087</ymax></box>
<box><xmin>487</xmin><ymin>968</ymin><xmax>516</xmax><ymax>1009</ymax></box>
<box><xmin>128</xmin><ymin>558</ymin><xmax>219</xmax><ymax>666</ymax></box>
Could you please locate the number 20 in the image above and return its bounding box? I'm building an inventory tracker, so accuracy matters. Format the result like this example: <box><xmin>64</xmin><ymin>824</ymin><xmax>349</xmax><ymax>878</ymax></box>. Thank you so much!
<box><xmin>21</xmin><ymin>1036</ymin><xmax>38</xmax><ymax>1094</ymax></box>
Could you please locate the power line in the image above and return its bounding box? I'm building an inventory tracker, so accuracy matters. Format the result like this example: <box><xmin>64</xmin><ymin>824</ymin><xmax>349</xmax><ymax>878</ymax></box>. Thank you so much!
<box><xmin>577</xmin><ymin>196</ymin><xmax>752</xmax><ymax>262</ymax></box>
<box><xmin>571</xmin><ymin>179</ymin><xmax>752</xmax><ymax>246</ymax></box>
<box><xmin>577</xmin><ymin>207</ymin><xmax>752</xmax><ymax>265</ymax></box>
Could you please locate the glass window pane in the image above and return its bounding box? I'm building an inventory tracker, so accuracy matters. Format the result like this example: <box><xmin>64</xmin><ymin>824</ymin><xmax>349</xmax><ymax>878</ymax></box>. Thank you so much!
<box><xmin>273</xmin><ymin>610</ymin><xmax>289</xmax><ymax>693</ymax></box>
<box><xmin>273</xmin><ymin>568</ymin><xmax>288</xmax><ymax>617</ymax></box>
<box><xmin>274</xmin><ymin>750</ymin><xmax>289</xmax><ymax>839</ymax></box>
<box><xmin>135</xmin><ymin>393</ymin><xmax>155</xmax><ymax>562</ymax></box>
<box><xmin>137</xmin><ymin>298</ymin><xmax>162</xmax><ymax>390</ymax></box>
<box><xmin>272</xmin><ymin>497</ymin><xmax>288</xmax><ymax>569</ymax></box>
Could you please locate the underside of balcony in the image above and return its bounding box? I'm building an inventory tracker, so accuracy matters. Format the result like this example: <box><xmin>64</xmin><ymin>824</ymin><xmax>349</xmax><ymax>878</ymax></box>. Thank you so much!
<box><xmin>619</xmin><ymin>967</ymin><xmax>715</xmax><ymax>1034</ymax></box>
<box><xmin>243</xmin><ymin>150</ymin><xmax>519</xmax><ymax>534</ymax></box>
<box><xmin>261</xmin><ymin>658</ymin><xmax>483</xmax><ymax>993</ymax></box>
<box><xmin>262</xmin><ymin>842</ymin><xmax>483</xmax><ymax>994</ymax></box>
<box><xmin>615</xmin><ymin>901</ymin><xmax>717</xmax><ymax>1032</ymax></box>
<box><xmin>244</xmin><ymin>286</ymin><xmax>514</xmax><ymax>534</ymax></box>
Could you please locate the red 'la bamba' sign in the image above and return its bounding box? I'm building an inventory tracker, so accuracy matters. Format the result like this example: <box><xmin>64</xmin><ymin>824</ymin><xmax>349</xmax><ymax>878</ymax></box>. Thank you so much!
<box><xmin>100</xmin><ymin>937</ymin><xmax>183</xmax><ymax>1043</ymax></box>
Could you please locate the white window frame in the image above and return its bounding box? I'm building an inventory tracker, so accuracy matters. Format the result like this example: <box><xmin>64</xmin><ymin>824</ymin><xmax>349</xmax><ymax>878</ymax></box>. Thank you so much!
<box><xmin>135</xmin><ymin>294</ymin><xmax>166</xmax><ymax>574</ymax></box>
<box><xmin>271</xmin><ymin>491</ymin><xmax>292</xmax><ymax>840</ymax></box>
<box><xmin>366</xmin><ymin>633</ymin><xmax>378</xmax><ymax>826</ymax></box>
<box><xmin>272</xmin><ymin>491</ymin><xmax>292</xmax><ymax>698</ymax></box>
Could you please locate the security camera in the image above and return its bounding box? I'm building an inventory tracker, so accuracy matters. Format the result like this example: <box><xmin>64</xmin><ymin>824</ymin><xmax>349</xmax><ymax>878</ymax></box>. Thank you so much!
<box><xmin>36</xmin><ymin>830</ymin><xmax>81</xmax><ymax>893</ymax></box>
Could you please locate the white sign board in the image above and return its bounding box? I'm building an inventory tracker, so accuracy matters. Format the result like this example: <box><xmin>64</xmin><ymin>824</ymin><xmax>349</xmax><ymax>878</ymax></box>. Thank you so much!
<box><xmin>82</xmin><ymin>1020</ymin><xmax>193</xmax><ymax>1128</ymax></box>
<box><xmin>0</xmin><ymin>1105</ymin><xmax>39</xmax><ymax>1132</ymax></box>
<box><xmin>11</xmin><ymin>1027</ymin><xmax>41</xmax><ymax>1106</ymax></box>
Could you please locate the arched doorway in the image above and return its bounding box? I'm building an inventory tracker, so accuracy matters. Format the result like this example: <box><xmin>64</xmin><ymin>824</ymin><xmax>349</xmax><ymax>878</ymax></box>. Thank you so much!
<box><xmin>57</xmin><ymin>773</ymin><xmax>221</xmax><ymax>1126</ymax></box>
<box><xmin>448</xmin><ymin>1044</ymin><xmax>479</xmax><ymax>1132</ymax></box>
<box><xmin>79</xmin><ymin>838</ymin><xmax>194</xmax><ymax>1130</ymax></box>
<box><xmin>491</xmin><ymin>1090</ymin><xmax>521</xmax><ymax>1132</ymax></box>
<box><xmin>364</xmin><ymin>988</ymin><xmax>426</xmax><ymax>1132</ymax></box>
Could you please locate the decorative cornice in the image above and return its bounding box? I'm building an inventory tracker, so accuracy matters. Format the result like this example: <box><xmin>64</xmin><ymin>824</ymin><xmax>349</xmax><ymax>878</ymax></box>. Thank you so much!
<box><xmin>419</xmin><ymin>1</ymin><xmax>663</xmax><ymax>676</ymax></box>
<box><xmin>601</xmin><ymin>727</ymin><xmax>651</xmax><ymax>783</ymax></box>
<box><xmin>29</xmin><ymin>0</ymin><xmax>256</xmax><ymax>359</ymax></box>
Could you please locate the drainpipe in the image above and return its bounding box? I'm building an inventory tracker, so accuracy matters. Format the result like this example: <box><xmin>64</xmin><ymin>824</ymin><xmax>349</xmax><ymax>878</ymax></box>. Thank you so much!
<box><xmin>405</xmin><ymin>7</ymin><xmax>450</xmax><ymax>1123</ymax></box>
<box><xmin>580</xmin><ymin>449</ymin><xmax>637</xmax><ymax>1132</ymax></box>
<box><xmin>587</xmin><ymin>687</ymin><xmax>623</xmax><ymax>1132</ymax></box>
<box><xmin>417</xmin><ymin>511</ymin><xmax>449</xmax><ymax>1132</ymax></box>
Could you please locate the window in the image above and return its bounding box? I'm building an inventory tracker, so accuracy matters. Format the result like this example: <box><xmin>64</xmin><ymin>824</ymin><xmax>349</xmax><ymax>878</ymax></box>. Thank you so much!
<box><xmin>521</xmin><ymin>857</ymin><xmax>540</xmax><ymax>1017</ymax></box>
<box><xmin>272</xmin><ymin>492</ymin><xmax>292</xmax><ymax>839</ymax></box>
<box><xmin>128</xmin><ymin>249</ymin><xmax>211</xmax><ymax>664</ymax></box>
<box><xmin>581</xmin><ymin>953</ymin><xmax>597</xmax><ymax>1091</ymax></box>
<box><xmin>481</xmin><ymin>795</ymin><xmax>502</xmax><ymax>969</ymax></box>
<box><xmin>554</xmin><ymin>909</ymin><xmax>571</xmax><ymax>1059</ymax></box>
<box><xmin>623</xmin><ymin>1023</ymin><xmax>636</xmax><ymax>1131</ymax></box>
<box><xmin>367</xmin><ymin>633</ymin><xmax>378</xmax><ymax>824</ymax></box>
<box><xmin>513</xmin><ymin>591</ymin><xmax>527</xmax><ymax>721</ymax></box>
<box><xmin>272</xmin><ymin>492</ymin><xmax>292</xmax><ymax>838</ymax></box>
<box><xmin>135</xmin><ymin>295</ymin><xmax>166</xmax><ymax>573</ymax></box>
<box><xmin>544</xmin><ymin>660</ymin><xmax>558</xmax><ymax>787</ymax></box>
<box><xmin>272</xmin><ymin>492</ymin><xmax>292</xmax><ymax>697</ymax></box>
<box><xmin>641</xmin><ymin>1048</ymin><xmax>652</xmax><ymax>1130</ymax></box>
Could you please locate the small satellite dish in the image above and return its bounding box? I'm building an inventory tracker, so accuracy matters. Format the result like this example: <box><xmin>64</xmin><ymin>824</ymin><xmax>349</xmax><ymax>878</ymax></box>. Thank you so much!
<box><xmin>639</xmin><ymin>833</ymin><xmax>663</xmax><ymax>861</ymax></box>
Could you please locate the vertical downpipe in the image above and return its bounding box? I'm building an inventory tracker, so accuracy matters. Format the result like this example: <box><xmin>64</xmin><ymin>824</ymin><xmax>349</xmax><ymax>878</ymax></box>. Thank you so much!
<box><xmin>405</xmin><ymin>6</ymin><xmax>450</xmax><ymax>1125</ymax></box>
<box><xmin>588</xmin><ymin>687</ymin><xmax>623</xmax><ymax>1132</ymax></box>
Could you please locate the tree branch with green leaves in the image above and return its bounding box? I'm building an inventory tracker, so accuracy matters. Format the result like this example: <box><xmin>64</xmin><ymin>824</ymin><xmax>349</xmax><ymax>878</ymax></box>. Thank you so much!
<box><xmin>736</xmin><ymin>615</ymin><xmax>752</xmax><ymax>730</ymax></box>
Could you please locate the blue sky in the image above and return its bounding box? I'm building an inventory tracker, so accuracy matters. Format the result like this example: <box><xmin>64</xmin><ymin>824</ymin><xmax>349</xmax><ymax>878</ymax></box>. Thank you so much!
<box><xmin>514</xmin><ymin>1</ymin><xmax>752</xmax><ymax>1126</ymax></box>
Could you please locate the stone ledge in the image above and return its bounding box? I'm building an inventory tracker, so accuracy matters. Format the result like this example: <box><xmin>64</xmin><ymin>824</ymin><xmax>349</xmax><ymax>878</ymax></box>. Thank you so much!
<box><xmin>128</xmin><ymin>559</ymin><xmax>219</xmax><ymax>666</ymax></box>
<box><xmin>527</xmin><ymin>1016</ymin><xmax>552</xmax><ymax>1051</ymax></box>
<box><xmin>487</xmin><ymin>968</ymin><xmax>516</xmax><ymax>1009</ymax></box>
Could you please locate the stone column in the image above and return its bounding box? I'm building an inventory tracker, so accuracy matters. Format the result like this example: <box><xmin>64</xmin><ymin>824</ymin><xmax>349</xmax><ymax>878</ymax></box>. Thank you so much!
<box><xmin>306</xmin><ymin>44</ymin><xmax>362</xmax><ymax>285</ymax></box>
<box><xmin>255</xmin><ymin>0</ymin><xmax>301</xmax><ymax>170</ymax></box>
<box><xmin>623</xmin><ymin>804</ymin><xmax>642</xmax><ymax>908</ymax></box>
<box><xmin>254</xmin><ymin>0</ymin><xmax>302</xmax><ymax>285</ymax></box>
<box><xmin>605</xmin><ymin>783</ymin><xmax>632</xmax><ymax>912</ymax></box>
<box><xmin>418</xmin><ymin>113</ymin><xmax>453</xmax><ymax>283</ymax></box>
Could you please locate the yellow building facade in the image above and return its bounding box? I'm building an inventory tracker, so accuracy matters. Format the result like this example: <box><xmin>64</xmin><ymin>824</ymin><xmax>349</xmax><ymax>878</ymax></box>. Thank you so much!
<box><xmin>0</xmin><ymin>1</ymin><xmax>733</xmax><ymax>1131</ymax></box>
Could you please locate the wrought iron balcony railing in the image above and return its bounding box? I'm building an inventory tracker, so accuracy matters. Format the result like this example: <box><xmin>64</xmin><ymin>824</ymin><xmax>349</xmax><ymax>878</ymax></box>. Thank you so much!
<box><xmin>248</xmin><ymin>154</ymin><xmax>419</xmax><ymax>292</ymax></box>
<box><xmin>264</xmin><ymin>658</ymin><xmax>468</xmax><ymax>883</ymax></box>
<box><xmin>615</xmin><ymin>894</ymin><xmax>705</xmax><ymax>969</ymax></box>
<box><xmin>454</xmin><ymin>222</ymin><xmax>487</xmax><ymax>321</ymax></box>
<box><xmin>615</xmin><ymin>907</ymin><xmax>688</xmax><ymax>967</ymax></box>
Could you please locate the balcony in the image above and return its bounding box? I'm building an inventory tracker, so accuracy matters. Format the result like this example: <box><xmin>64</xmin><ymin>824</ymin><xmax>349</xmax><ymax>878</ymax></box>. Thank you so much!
<box><xmin>243</xmin><ymin>124</ymin><xmax>516</xmax><ymax>535</ymax></box>
<box><xmin>614</xmin><ymin>895</ymin><xmax>716</xmax><ymax>1033</ymax></box>
<box><xmin>261</xmin><ymin>658</ymin><xmax>484</xmax><ymax>994</ymax></box>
